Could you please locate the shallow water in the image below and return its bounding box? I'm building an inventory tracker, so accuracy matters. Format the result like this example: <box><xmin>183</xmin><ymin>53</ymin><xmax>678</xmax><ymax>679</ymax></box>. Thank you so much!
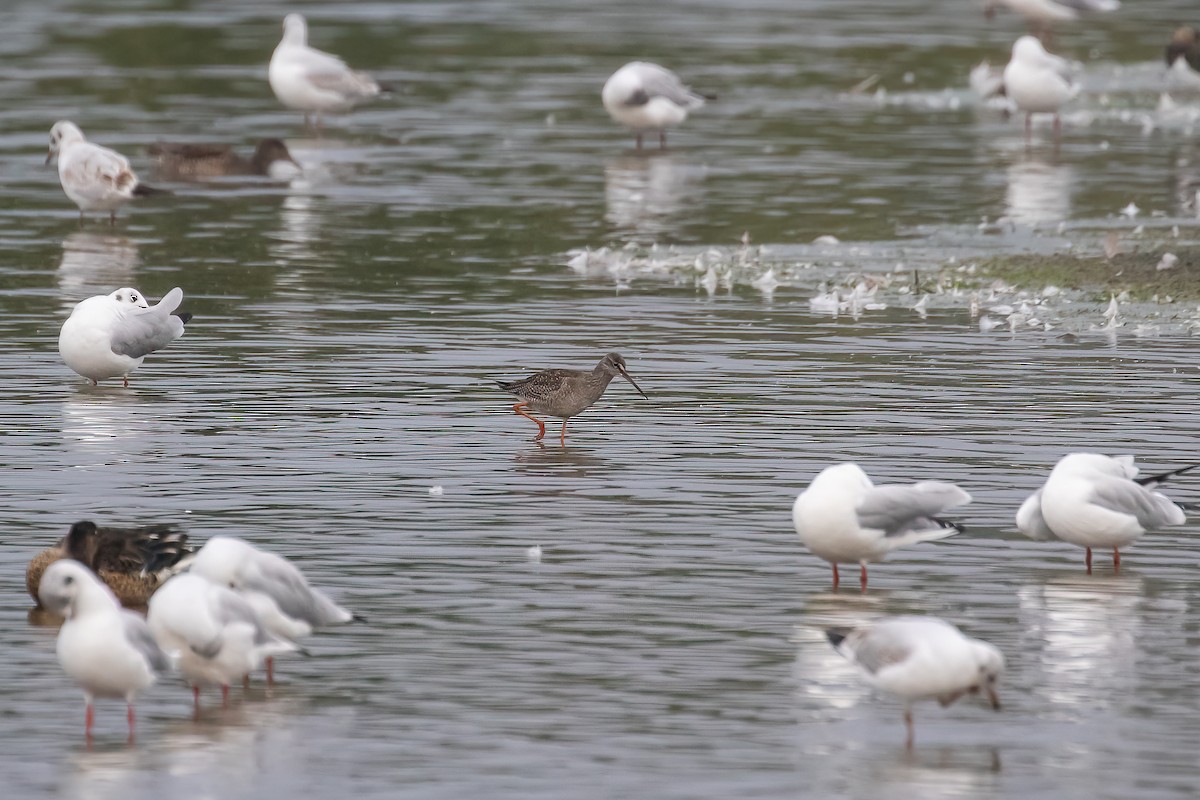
<box><xmin>4</xmin><ymin>1</ymin><xmax>1200</xmax><ymax>798</ymax></box>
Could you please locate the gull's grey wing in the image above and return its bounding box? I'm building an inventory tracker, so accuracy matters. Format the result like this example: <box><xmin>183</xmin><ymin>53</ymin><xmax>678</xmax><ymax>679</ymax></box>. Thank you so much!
<box><xmin>845</xmin><ymin>625</ymin><xmax>915</xmax><ymax>675</ymax></box>
<box><xmin>1015</xmin><ymin>488</ymin><xmax>1060</xmax><ymax>541</ymax></box>
<box><xmin>123</xmin><ymin>612</ymin><xmax>171</xmax><ymax>673</ymax></box>
<box><xmin>634</xmin><ymin>64</ymin><xmax>705</xmax><ymax>108</ymax></box>
<box><xmin>242</xmin><ymin>556</ymin><xmax>326</xmax><ymax>625</ymax></box>
<box><xmin>65</xmin><ymin>144</ymin><xmax>136</xmax><ymax>191</ymax></box>
<box><xmin>1089</xmin><ymin>477</ymin><xmax>1185</xmax><ymax>529</ymax></box>
<box><xmin>110</xmin><ymin>287</ymin><xmax>186</xmax><ymax>358</ymax></box>
<box><xmin>856</xmin><ymin>482</ymin><xmax>970</xmax><ymax>537</ymax></box>
<box><xmin>211</xmin><ymin>587</ymin><xmax>280</xmax><ymax>646</ymax></box>
<box><xmin>296</xmin><ymin>49</ymin><xmax>379</xmax><ymax>99</ymax></box>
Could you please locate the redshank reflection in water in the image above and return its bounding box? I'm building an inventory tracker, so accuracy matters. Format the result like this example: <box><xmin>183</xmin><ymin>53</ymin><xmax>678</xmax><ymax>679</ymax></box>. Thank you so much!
<box><xmin>495</xmin><ymin>352</ymin><xmax>647</xmax><ymax>444</ymax></box>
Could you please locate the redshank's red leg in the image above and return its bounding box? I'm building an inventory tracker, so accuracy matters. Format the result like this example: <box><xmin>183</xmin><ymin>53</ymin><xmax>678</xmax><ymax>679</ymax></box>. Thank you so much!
<box><xmin>1085</xmin><ymin>547</ymin><xmax>1092</xmax><ymax>574</ymax></box>
<box><xmin>831</xmin><ymin>563</ymin><xmax>839</xmax><ymax>590</ymax></box>
<box><xmin>512</xmin><ymin>403</ymin><xmax>546</xmax><ymax>440</ymax></box>
<box><xmin>1113</xmin><ymin>548</ymin><xmax>1120</xmax><ymax>572</ymax></box>
<box><xmin>860</xmin><ymin>564</ymin><xmax>868</xmax><ymax>592</ymax></box>
<box><xmin>560</xmin><ymin>419</ymin><xmax>568</xmax><ymax>445</ymax></box>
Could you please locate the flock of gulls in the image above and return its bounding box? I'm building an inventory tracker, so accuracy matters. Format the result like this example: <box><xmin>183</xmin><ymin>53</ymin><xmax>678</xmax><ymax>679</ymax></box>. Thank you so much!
<box><xmin>31</xmin><ymin>1</ymin><xmax>1200</xmax><ymax>750</ymax></box>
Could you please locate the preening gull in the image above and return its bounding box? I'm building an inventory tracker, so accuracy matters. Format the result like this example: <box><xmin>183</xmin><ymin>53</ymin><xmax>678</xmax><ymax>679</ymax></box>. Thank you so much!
<box><xmin>792</xmin><ymin>463</ymin><xmax>970</xmax><ymax>590</ymax></box>
<box><xmin>601</xmin><ymin>62</ymin><xmax>710</xmax><ymax>150</ymax></box>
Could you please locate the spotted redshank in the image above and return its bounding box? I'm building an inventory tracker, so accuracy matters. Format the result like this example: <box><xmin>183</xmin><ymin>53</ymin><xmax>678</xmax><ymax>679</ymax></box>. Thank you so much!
<box><xmin>495</xmin><ymin>352</ymin><xmax>647</xmax><ymax>443</ymax></box>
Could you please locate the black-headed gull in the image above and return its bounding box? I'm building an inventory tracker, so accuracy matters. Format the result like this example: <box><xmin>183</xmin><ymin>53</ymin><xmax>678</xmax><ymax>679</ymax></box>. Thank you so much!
<box><xmin>792</xmin><ymin>463</ymin><xmax>970</xmax><ymax>590</ymax></box>
<box><xmin>189</xmin><ymin>536</ymin><xmax>356</xmax><ymax>683</ymax></box>
<box><xmin>1016</xmin><ymin>453</ymin><xmax>1193</xmax><ymax>573</ymax></box>
<box><xmin>148</xmin><ymin>573</ymin><xmax>299</xmax><ymax>711</ymax></box>
<box><xmin>58</xmin><ymin>287</ymin><xmax>191</xmax><ymax>387</ymax></box>
<box><xmin>46</xmin><ymin>121</ymin><xmax>166</xmax><ymax>224</ymax></box>
<box><xmin>147</xmin><ymin>138</ymin><xmax>301</xmax><ymax>181</ymax></box>
<box><xmin>1002</xmin><ymin>36</ymin><xmax>1077</xmax><ymax>143</ymax></box>
<box><xmin>38</xmin><ymin>560</ymin><xmax>171</xmax><ymax>742</ymax></box>
<box><xmin>26</xmin><ymin>520</ymin><xmax>194</xmax><ymax>608</ymax></box>
<box><xmin>601</xmin><ymin>62</ymin><xmax>710</xmax><ymax>150</ymax></box>
<box><xmin>269</xmin><ymin>13</ymin><xmax>382</xmax><ymax>127</ymax></box>
<box><xmin>825</xmin><ymin>616</ymin><xmax>1004</xmax><ymax>749</ymax></box>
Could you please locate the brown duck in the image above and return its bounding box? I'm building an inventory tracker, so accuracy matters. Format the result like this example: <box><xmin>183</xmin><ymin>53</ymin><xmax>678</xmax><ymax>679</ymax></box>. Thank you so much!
<box><xmin>26</xmin><ymin>520</ymin><xmax>195</xmax><ymax>609</ymax></box>
<box><xmin>146</xmin><ymin>138</ymin><xmax>300</xmax><ymax>180</ymax></box>
<box><xmin>495</xmin><ymin>352</ymin><xmax>647</xmax><ymax>444</ymax></box>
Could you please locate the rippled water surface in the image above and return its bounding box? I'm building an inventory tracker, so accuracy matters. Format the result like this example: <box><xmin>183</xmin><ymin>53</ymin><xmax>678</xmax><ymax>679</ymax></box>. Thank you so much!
<box><xmin>4</xmin><ymin>1</ymin><xmax>1200</xmax><ymax>798</ymax></box>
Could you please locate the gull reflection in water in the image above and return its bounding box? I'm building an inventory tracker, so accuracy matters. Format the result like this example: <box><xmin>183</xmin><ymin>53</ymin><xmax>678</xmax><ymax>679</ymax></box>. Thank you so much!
<box><xmin>1018</xmin><ymin>573</ymin><xmax>1142</xmax><ymax>711</ymax></box>
<box><xmin>58</xmin><ymin>231</ymin><xmax>140</xmax><ymax>303</ymax></box>
<box><xmin>793</xmin><ymin>592</ymin><xmax>887</xmax><ymax>712</ymax></box>
<box><xmin>605</xmin><ymin>153</ymin><xmax>701</xmax><ymax>237</ymax></box>
<box><xmin>1005</xmin><ymin>155</ymin><xmax>1073</xmax><ymax>228</ymax></box>
<box><xmin>61</xmin><ymin>390</ymin><xmax>171</xmax><ymax>456</ymax></box>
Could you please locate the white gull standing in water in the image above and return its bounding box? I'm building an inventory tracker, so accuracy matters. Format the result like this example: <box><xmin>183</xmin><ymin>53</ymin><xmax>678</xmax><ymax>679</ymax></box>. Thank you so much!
<box><xmin>1016</xmin><ymin>453</ymin><xmax>1193</xmax><ymax>573</ymax></box>
<box><xmin>1002</xmin><ymin>35</ymin><xmax>1077</xmax><ymax>143</ymax></box>
<box><xmin>38</xmin><ymin>560</ymin><xmax>170</xmax><ymax>742</ymax></box>
<box><xmin>792</xmin><ymin>463</ymin><xmax>971</xmax><ymax>591</ymax></box>
<box><xmin>58</xmin><ymin>287</ymin><xmax>191</xmax><ymax>387</ymax></box>
<box><xmin>601</xmin><ymin>62</ymin><xmax>710</xmax><ymax>150</ymax></box>
<box><xmin>46</xmin><ymin>121</ymin><xmax>166</xmax><ymax>224</ymax></box>
<box><xmin>148</xmin><ymin>573</ymin><xmax>299</xmax><ymax>711</ymax></box>
<box><xmin>189</xmin><ymin>536</ymin><xmax>356</xmax><ymax>683</ymax></box>
<box><xmin>825</xmin><ymin>616</ymin><xmax>1004</xmax><ymax>749</ymax></box>
<box><xmin>269</xmin><ymin>13</ymin><xmax>382</xmax><ymax>128</ymax></box>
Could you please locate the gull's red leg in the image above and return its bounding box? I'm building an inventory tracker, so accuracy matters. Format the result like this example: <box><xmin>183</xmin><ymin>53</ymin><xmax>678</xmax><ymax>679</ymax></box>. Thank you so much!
<box><xmin>860</xmin><ymin>564</ymin><xmax>868</xmax><ymax>592</ymax></box>
<box><xmin>831</xmin><ymin>563</ymin><xmax>839</xmax><ymax>590</ymax></box>
<box><xmin>1113</xmin><ymin>548</ymin><xmax>1120</xmax><ymax>572</ymax></box>
<box><xmin>1085</xmin><ymin>547</ymin><xmax>1092</xmax><ymax>574</ymax></box>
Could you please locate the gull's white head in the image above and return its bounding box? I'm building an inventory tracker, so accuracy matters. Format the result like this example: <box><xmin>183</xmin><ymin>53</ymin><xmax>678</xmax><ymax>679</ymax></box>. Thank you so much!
<box><xmin>38</xmin><ymin>559</ymin><xmax>118</xmax><ymax>618</ymax></box>
<box><xmin>47</xmin><ymin>121</ymin><xmax>85</xmax><ymax>163</ymax></box>
<box><xmin>970</xmin><ymin>639</ymin><xmax>1005</xmax><ymax>709</ymax></box>
<box><xmin>807</xmin><ymin>462</ymin><xmax>874</xmax><ymax>493</ymax></box>
<box><xmin>109</xmin><ymin>288</ymin><xmax>150</xmax><ymax>309</ymax></box>
<box><xmin>282</xmin><ymin>13</ymin><xmax>308</xmax><ymax>45</ymax></box>
<box><xmin>190</xmin><ymin>536</ymin><xmax>253</xmax><ymax>588</ymax></box>
<box><xmin>1012</xmin><ymin>35</ymin><xmax>1049</xmax><ymax>62</ymax></box>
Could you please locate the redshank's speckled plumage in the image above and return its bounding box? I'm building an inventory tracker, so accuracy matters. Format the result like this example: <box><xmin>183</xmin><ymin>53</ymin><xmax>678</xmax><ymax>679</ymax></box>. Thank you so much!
<box><xmin>496</xmin><ymin>352</ymin><xmax>647</xmax><ymax>443</ymax></box>
<box><xmin>26</xmin><ymin>521</ymin><xmax>194</xmax><ymax>609</ymax></box>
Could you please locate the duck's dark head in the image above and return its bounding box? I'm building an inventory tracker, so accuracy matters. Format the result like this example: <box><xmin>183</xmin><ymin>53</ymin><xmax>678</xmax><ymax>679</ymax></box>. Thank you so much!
<box><xmin>64</xmin><ymin>521</ymin><xmax>99</xmax><ymax>561</ymax></box>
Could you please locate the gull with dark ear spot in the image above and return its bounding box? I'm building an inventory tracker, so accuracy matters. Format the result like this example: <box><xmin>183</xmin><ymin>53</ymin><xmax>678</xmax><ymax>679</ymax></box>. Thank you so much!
<box><xmin>825</xmin><ymin>616</ymin><xmax>1004</xmax><ymax>749</ymax></box>
<box><xmin>792</xmin><ymin>463</ymin><xmax>970</xmax><ymax>591</ymax></box>
<box><xmin>1016</xmin><ymin>453</ymin><xmax>1192</xmax><ymax>573</ymax></box>
<box><xmin>38</xmin><ymin>560</ymin><xmax>171</xmax><ymax>742</ymax></box>
<box><xmin>601</xmin><ymin>62</ymin><xmax>711</xmax><ymax>150</ymax></box>
<box><xmin>189</xmin><ymin>536</ymin><xmax>357</xmax><ymax>684</ymax></box>
<box><xmin>58</xmin><ymin>286</ymin><xmax>191</xmax><ymax>387</ymax></box>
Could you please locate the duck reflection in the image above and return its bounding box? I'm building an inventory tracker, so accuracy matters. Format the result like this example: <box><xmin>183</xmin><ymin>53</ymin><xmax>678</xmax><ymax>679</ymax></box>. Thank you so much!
<box><xmin>604</xmin><ymin>152</ymin><xmax>700</xmax><ymax>238</ymax></box>
<box><xmin>1005</xmin><ymin>154</ymin><xmax>1073</xmax><ymax>227</ymax></box>
<box><xmin>1017</xmin><ymin>572</ymin><xmax>1141</xmax><ymax>710</ymax></box>
<box><xmin>57</xmin><ymin>231</ymin><xmax>140</xmax><ymax>302</ymax></box>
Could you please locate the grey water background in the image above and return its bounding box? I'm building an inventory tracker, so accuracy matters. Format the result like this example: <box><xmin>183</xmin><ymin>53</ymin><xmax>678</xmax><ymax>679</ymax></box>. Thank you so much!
<box><xmin>3</xmin><ymin>1</ymin><xmax>1200</xmax><ymax>798</ymax></box>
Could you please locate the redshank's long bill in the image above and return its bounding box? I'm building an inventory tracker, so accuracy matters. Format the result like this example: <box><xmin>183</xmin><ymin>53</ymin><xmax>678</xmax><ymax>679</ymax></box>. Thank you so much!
<box><xmin>495</xmin><ymin>352</ymin><xmax>647</xmax><ymax>444</ymax></box>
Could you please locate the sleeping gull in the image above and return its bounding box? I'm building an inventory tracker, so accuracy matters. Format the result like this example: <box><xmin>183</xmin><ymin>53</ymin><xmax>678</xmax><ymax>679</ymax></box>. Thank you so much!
<box><xmin>58</xmin><ymin>287</ymin><xmax>191</xmax><ymax>387</ymax></box>
<box><xmin>47</xmin><ymin>121</ymin><xmax>166</xmax><ymax>224</ymax></box>
<box><xmin>1016</xmin><ymin>453</ymin><xmax>1193</xmax><ymax>572</ymax></box>
<box><xmin>26</xmin><ymin>520</ymin><xmax>194</xmax><ymax>608</ymax></box>
<box><xmin>148</xmin><ymin>573</ymin><xmax>299</xmax><ymax>710</ymax></box>
<box><xmin>38</xmin><ymin>560</ymin><xmax>171</xmax><ymax>741</ymax></box>
<box><xmin>792</xmin><ymin>463</ymin><xmax>971</xmax><ymax>590</ymax></box>
<box><xmin>189</xmin><ymin>536</ymin><xmax>356</xmax><ymax>683</ymax></box>
<box><xmin>1002</xmin><ymin>36</ymin><xmax>1077</xmax><ymax>143</ymax></box>
<box><xmin>601</xmin><ymin>62</ymin><xmax>710</xmax><ymax>150</ymax></box>
<box><xmin>269</xmin><ymin>13</ymin><xmax>382</xmax><ymax>128</ymax></box>
<box><xmin>825</xmin><ymin>616</ymin><xmax>1003</xmax><ymax>749</ymax></box>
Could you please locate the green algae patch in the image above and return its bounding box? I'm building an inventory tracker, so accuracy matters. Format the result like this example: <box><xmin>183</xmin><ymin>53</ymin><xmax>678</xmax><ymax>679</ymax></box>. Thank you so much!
<box><xmin>976</xmin><ymin>247</ymin><xmax>1200</xmax><ymax>301</ymax></box>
